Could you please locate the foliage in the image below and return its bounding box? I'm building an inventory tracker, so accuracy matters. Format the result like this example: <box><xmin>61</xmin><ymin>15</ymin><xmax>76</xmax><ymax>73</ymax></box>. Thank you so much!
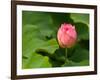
<box><xmin>22</xmin><ymin>11</ymin><xmax>89</xmax><ymax>69</ymax></box>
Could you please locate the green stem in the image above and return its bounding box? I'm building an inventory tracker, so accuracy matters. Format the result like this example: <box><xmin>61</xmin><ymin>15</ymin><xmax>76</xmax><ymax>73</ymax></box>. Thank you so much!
<box><xmin>65</xmin><ymin>49</ymin><xmax>69</xmax><ymax>62</ymax></box>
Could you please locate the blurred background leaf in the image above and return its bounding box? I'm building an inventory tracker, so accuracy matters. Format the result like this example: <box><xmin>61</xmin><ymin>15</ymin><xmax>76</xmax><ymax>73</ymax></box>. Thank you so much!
<box><xmin>69</xmin><ymin>44</ymin><xmax>89</xmax><ymax>62</ymax></box>
<box><xmin>70</xmin><ymin>13</ymin><xmax>89</xmax><ymax>26</ymax></box>
<box><xmin>75</xmin><ymin>22</ymin><xmax>89</xmax><ymax>41</ymax></box>
<box><xmin>35</xmin><ymin>39</ymin><xmax>59</xmax><ymax>54</ymax></box>
<box><xmin>22</xmin><ymin>52</ymin><xmax>52</xmax><ymax>69</ymax></box>
<box><xmin>62</xmin><ymin>59</ymin><xmax>89</xmax><ymax>67</ymax></box>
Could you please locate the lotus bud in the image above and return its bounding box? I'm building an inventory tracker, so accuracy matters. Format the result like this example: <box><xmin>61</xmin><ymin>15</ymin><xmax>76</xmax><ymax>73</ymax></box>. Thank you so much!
<box><xmin>57</xmin><ymin>23</ymin><xmax>77</xmax><ymax>48</ymax></box>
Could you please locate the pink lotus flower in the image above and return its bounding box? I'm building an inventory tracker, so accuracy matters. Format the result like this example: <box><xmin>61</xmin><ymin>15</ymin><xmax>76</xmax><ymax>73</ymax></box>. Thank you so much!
<box><xmin>57</xmin><ymin>23</ymin><xmax>77</xmax><ymax>48</ymax></box>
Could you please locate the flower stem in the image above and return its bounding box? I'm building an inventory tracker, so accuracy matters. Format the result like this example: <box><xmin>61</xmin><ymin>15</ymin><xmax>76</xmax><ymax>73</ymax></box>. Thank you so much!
<box><xmin>65</xmin><ymin>49</ymin><xmax>69</xmax><ymax>62</ymax></box>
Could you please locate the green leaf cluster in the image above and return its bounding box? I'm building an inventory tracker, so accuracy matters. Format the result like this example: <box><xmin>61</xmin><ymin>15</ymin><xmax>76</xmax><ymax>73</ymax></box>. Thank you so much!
<box><xmin>22</xmin><ymin>11</ymin><xmax>89</xmax><ymax>69</ymax></box>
